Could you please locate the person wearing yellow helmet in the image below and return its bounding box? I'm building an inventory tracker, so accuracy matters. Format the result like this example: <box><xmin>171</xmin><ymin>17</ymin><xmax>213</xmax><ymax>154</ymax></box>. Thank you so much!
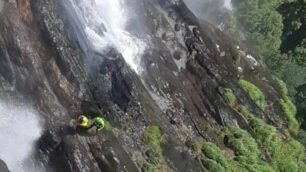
<box><xmin>78</xmin><ymin>115</ymin><xmax>91</xmax><ymax>128</ymax></box>
<box><xmin>77</xmin><ymin>115</ymin><xmax>106</xmax><ymax>132</ymax></box>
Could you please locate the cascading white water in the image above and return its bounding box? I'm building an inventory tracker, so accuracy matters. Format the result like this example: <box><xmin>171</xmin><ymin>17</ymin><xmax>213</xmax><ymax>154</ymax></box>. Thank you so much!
<box><xmin>0</xmin><ymin>101</ymin><xmax>42</xmax><ymax>172</ymax></box>
<box><xmin>70</xmin><ymin>0</ymin><xmax>146</xmax><ymax>74</ymax></box>
<box><xmin>223</xmin><ymin>0</ymin><xmax>232</xmax><ymax>10</ymax></box>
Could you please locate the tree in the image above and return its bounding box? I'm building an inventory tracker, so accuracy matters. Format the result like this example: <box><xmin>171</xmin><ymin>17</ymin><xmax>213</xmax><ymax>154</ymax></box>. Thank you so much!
<box><xmin>232</xmin><ymin>0</ymin><xmax>283</xmax><ymax>60</ymax></box>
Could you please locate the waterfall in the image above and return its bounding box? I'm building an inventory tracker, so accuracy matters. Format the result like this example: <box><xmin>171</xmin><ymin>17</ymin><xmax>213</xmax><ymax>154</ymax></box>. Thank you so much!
<box><xmin>224</xmin><ymin>0</ymin><xmax>232</xmax><ymax>10</ymax></box>
<box><xmin>0</xmin><ymin>101</ymin><xmax>42</xmax><ymax>172</ymax></box>
<box><xmin>68</xmin><ymin>0</ymin><xmax>146</xmax><ymax>74</ymax></box>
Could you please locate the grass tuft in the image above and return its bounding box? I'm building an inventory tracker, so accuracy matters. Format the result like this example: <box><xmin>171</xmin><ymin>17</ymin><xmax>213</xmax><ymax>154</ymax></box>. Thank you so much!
<box><xmin>275</xmin><ymin>77</ymin><xmax>299</xmax><ymax>135</ymax></box>
<box><xmin>223</xmin><ymin>88</ymin><xmax>237</xmax><ymax>107</ymax></box>
<box><xmin>279</xmin><ymin>97</ymin><xmax>299</xmax><ymax>134</ymax></box>
<box><xmin>143</xmin><ymin>126</ymin><xmax>163</xmax><ymax>161</ymax></box>
<box><xmin>239</xmin><ymin>80</ymin><xmax>266</xmax><ymax>110</ymax></box>
<box><xmin>142</xmin><ymin>126</ymin><xmax>172</xmax><ymax>172</ymax></box>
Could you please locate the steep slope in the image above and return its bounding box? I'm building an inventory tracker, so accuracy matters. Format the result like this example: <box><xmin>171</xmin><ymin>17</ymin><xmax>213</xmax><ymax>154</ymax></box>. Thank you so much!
<box><xmin>0</xmin><ymin>0</ymin><xmax>304</xmax><ymax>171</ymax></box>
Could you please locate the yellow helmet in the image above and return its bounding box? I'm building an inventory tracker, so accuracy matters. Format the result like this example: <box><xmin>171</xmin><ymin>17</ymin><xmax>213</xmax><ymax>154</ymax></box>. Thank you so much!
<box><xmin>78</xmin><ymin>115</ymin><xmax>90</xmax><ymax>128</ymax></box>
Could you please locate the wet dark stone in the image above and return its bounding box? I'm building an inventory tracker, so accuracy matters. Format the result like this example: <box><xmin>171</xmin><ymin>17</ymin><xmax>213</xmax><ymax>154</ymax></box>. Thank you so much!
<box><xmin>162</xmin><ymin>30</ymin><xmax>175</xmax><ymax>41</ymax></box>
<box><xmin>174</xmin><ymin>23</ymin><xmax>181</xmax><ymax>31</ymax></box>
<box><xmin>173</xmin><ymin>50</ymin><xmax>182</xmax><ymax>60</ymax></box>
<box><xmin>0</xmin><ymin>159</ymin><xmax>10</xmax><ymax>172</ymax></box>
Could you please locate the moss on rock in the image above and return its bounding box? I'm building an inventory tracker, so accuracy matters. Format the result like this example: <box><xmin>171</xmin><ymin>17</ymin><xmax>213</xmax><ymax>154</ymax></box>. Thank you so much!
<box><xmin>223</xmin><ymin>88</ymin><xmax>237</xmax><ymax>107</ymax></box>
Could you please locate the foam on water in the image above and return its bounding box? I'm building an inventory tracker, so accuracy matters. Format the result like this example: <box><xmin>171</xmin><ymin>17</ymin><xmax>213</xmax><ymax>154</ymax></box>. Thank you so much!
<box><xmin>223</xmin><ymin>0</ymin><xmax>232</xmax><ymax>10</ymax></box>
<box><xmin>0</xmin><ymin>101</ymin><xmax>42</xmax><ymax>172</ymax></box>
<box><xmin>71</xmin><ymin>0</ymin><xmax>146</xmax><ymax>74</ymax></box>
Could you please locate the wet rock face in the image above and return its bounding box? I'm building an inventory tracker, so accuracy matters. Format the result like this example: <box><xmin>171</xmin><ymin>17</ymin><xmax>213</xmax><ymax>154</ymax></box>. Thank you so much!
<box><xmin>0</xmin><ymin>159</ymin><xmax>10</xmax><ymax>172</ymax></box>
<box><xmin>0</xmin><ymin>0</ymin><xmax>284</xmax><ymax>171</ymax></box>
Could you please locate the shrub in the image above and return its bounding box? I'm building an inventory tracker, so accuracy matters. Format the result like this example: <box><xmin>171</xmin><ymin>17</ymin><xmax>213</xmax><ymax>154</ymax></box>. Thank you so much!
<box><xmin>142</xmin><ymin>125</ymin><xmax>169</xmax><ymax>171</ymax></box>
<box><xmin>202</xmin><ymin>142</ymin><xmax>228</xmax><ymax>168</ymax></box>
<box><xmin>223</xmin><ymin>88</ymin><xmax>237</xmax><ymax>107</ymax></box>
<box><xmin>237</xmin><ymin>105</ymin><xmax>254</xmax><ymax>119</ymax></box>
<box><xmin>227</xmin><ymin>161</ymin><xmax>246</xmax><ymax>172</ymax></box>
<box><xmin>191</xmin><ymin>137</ymin><xmax>205</xmax><ymax>155</ymax></box>
<box><xmin>274</xmin><ymin>77</ymin><xmax>288</xmax><ymax>97</ymax></box>
<box><xmin>225</xmin><ymin>127</ymin><xmax>275</xmax><ymax>172</ymax></box>
<box><xmin>201</xmin><ymin>128</ymin><xmax>276</xmax><ymax>172</ymax></box>
<box><xmin>143</xmin><ymin>126</ymin><xmax>162</xmax><ymax>159</ymax></box>
<box><xmin>251</xmin><ymin>120</ymin><xmax>305</xmax><ymax>171</ymax></box>
<box><xmin>237</xmin><ymin>105</ymin><xmax>276</xmax><ymax>142</ymax></box>
<box><xmin>297</xmin><ymin>161</ymin><xmax>306</xmax><ymax>172</ymax></box>
<box><xmin>238</xmin><ymin>80</ymin><xmax>266</xmax><ymax>110</ymax></box>
<box><xmin>142</xmin><ymin>163</ymin><xmax>154</xmax><ymax>172</ymax></box>
<box><xmin>202</xmin><ymin>142</ymin><xmax>231</xmax><ymax>172</ymax></box>
<box><xmin>236</xmin><ymin>106</ymin><xmax>306</xmax><ymax>171</ymax></box>
<box><xmin>249</xmin><ymin>117</ymin><xmax>277</xmax><ymax>142</ymax></box>
<box><xmin>275</xmin><ymin>77</ymin><xmax>299</xmax><ymax>135</ymax></box>
<box><xmin>297</xmin><ymin>130</ymin><xmax>306</xmax><ymax>145</ymax></box>
<box><xmin>247</xmin><ymin>163</ymin><xmax>275</xmax><ymax>172</ymax></box>
<box><xmin>279</xmin><ymin>97</ymin><xmax>299</xmax><ymax>134</ymax></box>
<box><xmin>202</xmin><ymin>159</ymin><xmax>226</xmax><ymax>172</ymax></box>
<box><xmin>225</xmin><ymin>128</ymin><xmax>260</xmax><ymax>162</ymax></box>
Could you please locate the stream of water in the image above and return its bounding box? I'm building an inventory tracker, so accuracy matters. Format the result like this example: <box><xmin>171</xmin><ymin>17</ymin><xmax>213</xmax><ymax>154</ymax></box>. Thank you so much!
<box><xmin>0</xmin><ymin>101</ymin><xmax>42</xmax><ymax>172</ymax></box>
<box><xmin>68</xmin><ymin>0</ymin><xmax>146</xmax><ymax>74</ymax></box>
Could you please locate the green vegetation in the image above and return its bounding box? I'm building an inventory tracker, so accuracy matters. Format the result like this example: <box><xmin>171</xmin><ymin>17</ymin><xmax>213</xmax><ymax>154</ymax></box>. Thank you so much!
<box><xmin>191</xmin><ymin>104</ymin><xmax>304</xmax><ymax>171</ymax></box>
<box><xmin>202</xmin><ymin>143</ymin><xmax>227</xmax><ymax>172</ymax></box>
<box><xmin>225</xmin><ymin>128</ymin><xmax>260</xmax><ymax>161</ymax></box>
<box><xmin>142</xmin><ymin>163</ymin><xmax>154</xmax><ymax>172</ymax></box>
<box><xmin>224</xmin><ymin>77</ymin><xmax>299</xmax><ymax>135</ymax></box>
<box><xmin>238</xmin><ymin>80</ymin><xmax>266</xmax><ymax>110</ymax></box>
<box><xmin>229</xmin><ymin>0</ymin><xmax>306</xmax><ymax>73</ymax></box>
<box><xmin>200</xmin><ymin>129</ymin><xmax>273</xmax><ymax>172</ymax></box>
<box><xmin>103</xmin><ymin>119</ymin><xmax>112</xmax><ymax>131</ymax></box>
<box><xmin>296</xmin><ymin>83</ymin><xmax>306</xmax><ymax>129</ymax></box>
<box><xmin>227</xmin><ymin>0</ymin><xmax>306</xmax><ymax>129</ymax></box>
<box><xmin>281</xmin><ymin>62</ymin><xmax>306</xmax><ymax>97</ymax></box>
<box><xmin>225</xmin><ymin>127</ymin><xmax>275</xmax><ymax>172</ymax></box>
<box><xmin>198</xmin><ymin>105</ymin><xmax>306</xmax><ymax>172</ymax></box>
<box><xmin>231</xmin><ymin>0</ymin><xmax>283</xmax><ymax>59</ymax></box>
<box><xmin>275</xmin><ymin>78</ymin><xmax>299</xmax><ymax>134</ymax></box>
<box><xmin>191</xmin><ymin>137</ymin><xmax>205</xmax><ymax>155</ymax></box>
<box><xmin>223</xmin><ymin>88</ymin><xmax>237</xmax><ymax>107</ymax></box>
<box><xmin>274</xmin><ymin>77</ymin><xmax>288</xmax><ymax>97</ymax></box>
<box><xmin>218</xmin><ymin>82</ymin><xmax>303</xmax><ymax>170</ymax></box>
<box><xmin>297</xmin><ymin>130</ymin><xmax>306</xmax><ymax>145</ymax></box>
<box><xmin>143</xmin><ymin>126</ymin><xmax>163</xmax><ymax>164</ymax></box>
<box><xmin>227</xmin><ymin>12</ymin><xmax>238</xmax><ymax>35</ymax></box>
<box><xmin>200</xmin><ymin>1</ymin><xmax>306</xmax><ymax>170</ymax></box>
<box><xmin>237</xmin><ymin>106</ymin><xmax>306</xmax><ymax>171</ymax></box>
<box><xmin>142</xmin><ymin>126</ymin><xmax>171</xmax><ymax>172</ymax></box>
<box><xmin>279</xmin><ymin>97</ymin><xmax>299</xmax><ymax>134</ymax></box>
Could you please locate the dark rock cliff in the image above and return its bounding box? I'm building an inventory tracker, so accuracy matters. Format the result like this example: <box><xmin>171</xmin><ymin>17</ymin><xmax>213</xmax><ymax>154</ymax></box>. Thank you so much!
<box><xmin>0</xmin><ymin>0</ymin><xmax>288</xmax><ymax>171</ymax></box>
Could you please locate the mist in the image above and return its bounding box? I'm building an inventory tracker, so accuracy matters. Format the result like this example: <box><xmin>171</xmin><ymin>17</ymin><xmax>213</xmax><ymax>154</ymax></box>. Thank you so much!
<box><xmin>0</xmin><ymin>101</ymin><xmax>42</xmax><ymax>172</ymax></box>
<box><xmin>183</xmin><ymin>0</ymin><xmax>232</xmax><ymax>25</ymax></box>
